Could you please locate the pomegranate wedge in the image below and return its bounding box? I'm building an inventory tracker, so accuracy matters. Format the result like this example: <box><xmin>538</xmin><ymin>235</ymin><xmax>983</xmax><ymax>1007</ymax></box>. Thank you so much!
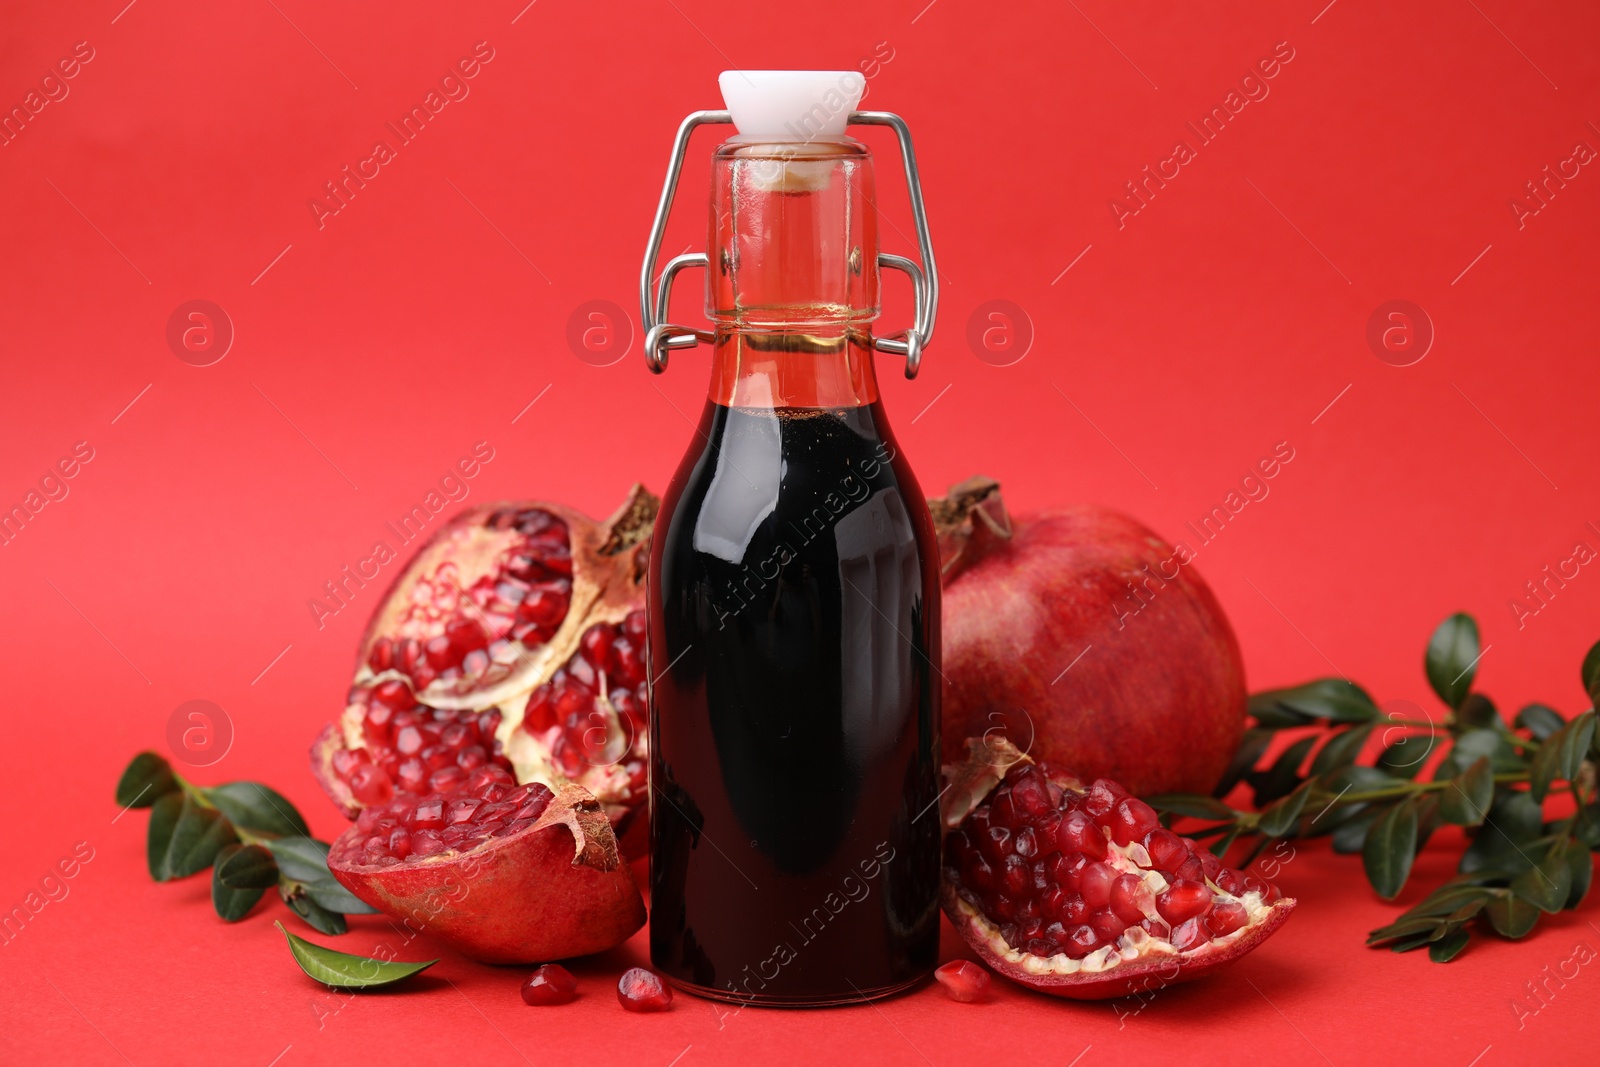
<box><xmin>941</xmin><ymin>739</ymin><xmax>1295</xmax><ymax>1000</ymax></box>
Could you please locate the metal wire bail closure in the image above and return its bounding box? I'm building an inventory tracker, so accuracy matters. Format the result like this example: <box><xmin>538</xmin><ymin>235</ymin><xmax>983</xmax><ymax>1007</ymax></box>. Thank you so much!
<box><xmin>639</xmin><ymin>109</ymin><xmax>938</xmax><ymax>378</ymax></box>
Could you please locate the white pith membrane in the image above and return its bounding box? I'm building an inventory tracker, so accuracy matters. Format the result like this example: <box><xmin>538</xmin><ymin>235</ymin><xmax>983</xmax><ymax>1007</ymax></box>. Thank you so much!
<box><xmin>951</xmin><ymin>834</ymin><xmax>1279</xmax><ymax>977</ymax></box>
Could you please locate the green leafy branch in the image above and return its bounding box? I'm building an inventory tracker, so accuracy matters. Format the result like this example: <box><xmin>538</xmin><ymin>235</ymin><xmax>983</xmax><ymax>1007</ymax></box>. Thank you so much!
<box><xmin>1148</xmin><ymin>613</ymin><xmax>1600</xmax><ymax>963</ymax></box>
<box><xmin>116</xmin><ymin>751</ymin><xmax>376</xmax><ymax>934</ymax></box>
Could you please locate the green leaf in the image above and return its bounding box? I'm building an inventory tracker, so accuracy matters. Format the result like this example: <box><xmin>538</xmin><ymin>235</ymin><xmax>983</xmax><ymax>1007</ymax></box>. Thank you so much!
<box><xmin>1146</xmin><ymin>794</ymin><xmax>1238</xmax><ymax>820</ymax></box>
<box><xmin>203</xmin><ymin>782</ymin><xmax>310</xmax><ymax>839</ymax></box>
<box><xmin>212</xmin><ymin>845</ymin><xmax>267</xmax><ymax>922</ymax></box>
<box><xmin>1511</xmin><ymin>849</ymin><xmax>1573</xmax><ymax>913</ymax></box>
<box><xmin>117</xmin><ymin>751</ymin><xmax>179</xmax><ymax>809</ymax></box>
<box><xmin>1331</xmin><ymin>807</ymin><xmax>1378</xmax><ymax>854</ymax></box>
<box><xmin>1390</xmin><ymin>931</ymin><xmax>1440</xmax><ymax>953</ymax></box>
<box><xmin>1527</xmin><ymin>709</ymin><xmax>1591</xmax><ymax>802</ymax></box>
<box><xmin>1460</xmin><ymin>791</ymin><xmax>1543</xmax><ymax>875</ymax></box>
<box><xmin>1248</xmin><ymin>735</ymin><xmax>1318</xmax><ymax>807</ymax></box>
<box><xmin>283</xmin><ymin>887</ymin><xmax>347</xmax><ymax>936</ymax></box>
<box><xmin>1259</xmin><ymin>779</ymin><xmax>1315</xmax><ymax>838</ymax></box>
<box><xmin>1321</xmin><ymin>764</ymin><xmax>1403</xmax><ymax>794</ymax></box>
<box><xmin>302</xmin><ymin>880</ymin><xmax>378</xmax><ymax>916</ymax></box>
<box><xmin>1582</xmin><ymin>639</ymin><xmax>1600</xmax><ymax>705</ymax></box>
<box><xmin>1435</xmin><ymin>728</ymin><xmax>1522</xmax><ymax>780</ymax></box>
<box><xmin>1438</xmin><ymin>757</ymin><xmax>1493</xmax><ymax>827</ymax></box>
<box><xmin>1250</xmin><ymin>679</ymin><xmax>1379</xmax><ymax>726</ymax></box>
<box><xmin>1428</xmin><ymin>927</ymin><xmax>1471</xmax><ymax>963</ymax></box>
<box><xmin>1425</xmin><ymin>613</ymin><xmax>1480</xmax><ymax>710</ymax></box>
<box><xmin>1558</xmin><ymin>711</ymin><xmax>1595</xmax><ymax>780</ymax></box>
<box><xmin>1559</xmin><ymin>837</ymin><xmax>1592</xmax><ymax>909</ymax></box>
<box><xmin>1515</xmin><ymin>704</ymin><xmax>1565</xmax><ymax>742</ymax></box>
<box><xmin>1311</xmin><ymin>724</ymin><xmax>1374</xmax><ymax>775</ymax></box>
<box><xmin>1375</xmin><ymin>733</ymin><xmax>1434</xmax><ymax>779</ymax></box>
<box><xmin>1396</xmin><ymin>885</ymin><xmax>1493</xmax><ymax>921</ymax></box>
<box><xmin>1366</xmin><ymin>914</ymin><xmax>1444</xmax><ymax>945</ymax></box>
<box><xmin>1212</xmin><ymin>728</ymin><xmax>1272</xmax><ymax>797</ymax></box>
<box><xmin>1484</xmin><ymin>893</ymin><xmax>1540</xmax><ymax>938</ymax></box>
<box><xmin>1456</xmin><ymin>693</ymin><xmax>1500</xmax><ymax>730</ymax></box>
<box><xmin>163</xmin><ymin>796</ymin><xmax>238</xmax><ymax>880</ymax></box>
<box><xmin>216</xmin><ymin>843</ymin><xmax>279</xmax><ymax>889</ymax></box>
<box><xmin>146</xmin><ymin>791</ymin><xmax>184</xmax><ymax>880</ymax></box>
<box><xmin>266</xmin><ymin>837</ymin><xmax>378</xmax><ymax>916</ymax></box>
<box><xmin>1209</xmin><ymin>825</ymin><xmax>1242</xmax><ymax>859</ymax></box>
<box><xmin>265</xmin><ymin>837</ymin><xmax>334</xmax><ymax>883</ymax></box>
<box><xmin>274</xmin><ymin>922</ymin><xmax>436</xmax><ymax>989</ymax></box>
<box><xmin>1364</xmin><ymin>798</ymin><xmax>1419</xmax><ymax>900</ymax></box>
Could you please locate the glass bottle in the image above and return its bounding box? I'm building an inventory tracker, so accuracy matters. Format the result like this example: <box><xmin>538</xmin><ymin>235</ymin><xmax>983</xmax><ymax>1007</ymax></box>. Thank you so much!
<box><xmin>639</xmin><ymin>71</ymin><xmax>943</xmax><ymax>1006</ymax></box>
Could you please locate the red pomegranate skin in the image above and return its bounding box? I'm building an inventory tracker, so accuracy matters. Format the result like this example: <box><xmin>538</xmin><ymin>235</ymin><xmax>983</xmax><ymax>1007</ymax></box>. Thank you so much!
<box><xmin>941</xmin><ymin>505</ymin><xmax>1246</xmax><ymax>797</ymax></box>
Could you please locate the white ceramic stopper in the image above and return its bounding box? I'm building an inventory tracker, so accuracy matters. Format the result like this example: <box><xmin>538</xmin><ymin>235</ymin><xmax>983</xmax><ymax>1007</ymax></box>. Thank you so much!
<box><xmin>718</xmin><ymin>70</ymin><xmax>865</xmax><ymax>141</ymax></box>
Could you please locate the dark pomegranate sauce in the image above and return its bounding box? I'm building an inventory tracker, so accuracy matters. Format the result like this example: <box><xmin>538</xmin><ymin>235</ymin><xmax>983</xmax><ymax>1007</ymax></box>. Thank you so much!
<box><xmin>647</xmin><ymin>395</ymin><xmax>941</xmax><ymax>1005</ymax></box>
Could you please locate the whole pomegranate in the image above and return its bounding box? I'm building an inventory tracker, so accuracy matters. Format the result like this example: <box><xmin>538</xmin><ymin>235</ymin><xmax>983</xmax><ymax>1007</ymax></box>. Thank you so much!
<box><xmin>941</xmin><ymin>740</ymin><xmax>1293</xmax><ymax>999</ymax></box>
<box><xmin>311</xmin><ymin>487</ymin><xmax>657</xmax><ymax>839</ymax></box>
<box><xmin>934</xmin><ymin>477</ymin><xmax>1246</xmax><ymax>797</ymax></box>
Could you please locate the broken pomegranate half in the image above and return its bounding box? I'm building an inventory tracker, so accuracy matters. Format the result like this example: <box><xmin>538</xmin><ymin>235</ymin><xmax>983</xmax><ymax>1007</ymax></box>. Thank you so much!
<box><xmin>327</xmin><ymin>779</ymin><xmax>646</xmax><ymax>964</ymax></box>
<box><xmin>941</xmin><ymin>739</ymin><xmax>1294</xmax><ymax>1000</ymax></box>
<box><xmin>312</xmin><ymin>488</ymin><xmax>657</xmax><ymax>835</ymax></box>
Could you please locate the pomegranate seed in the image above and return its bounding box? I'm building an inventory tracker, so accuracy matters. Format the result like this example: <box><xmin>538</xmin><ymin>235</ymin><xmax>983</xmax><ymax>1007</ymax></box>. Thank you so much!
<box><xmin>429</xmin><ymin>766</ymin><xmax>467</xmax><ymax>792</ymax></box>
<box><xmin>1008</xmin><ymin>772</ymin><xmax>1054</xmax><ymax>818</ymax></box>
<box><xmin>410</xmin><ymin>830</ymin><xmax>446</xmax><ymax>857</ymax></box>
<box><xmin>396</xmin><ymin>758</ymin><xmax>428</xmax><ymax>793</ymax></box>
<box><xmin>1054</xmin><ymin>810</ymin><xmax>1106</xmax><ymax>859</ymax></box>
<box><xmin>1079</xmin><ymin>862</ymin><xmax>1115</xmax><ymax>909</ymax></box>
<box><xmin>1082</xmin><ymin>779</ymin><xmax>1125</xmax><ymax>817</ymax></box>
<box><xmin>408</xmin><ymin>797</ymin><xmax>446</xmax><ymax>830</ymax></box>
<box><xmin>1107</xmin><ymin>797</ymin><xmax>1160</xmax><ymax>846</ymax></box>
<box><xmin>395</xmin><ymin>726</ymin><xmax>424</xmax><ymax>757</ymax></box>
<box><xmin>521</xmin><ymin>964</ymin><xmax>578</xmax><ymax>1005</ymax></box>
<box><xmin>1171</xmin><ymin>917</ymin><xmax>1211</xmax><ymax>952</ymax></box>
<box><xmin>1089</xmin><ymin>907</ymin><xmax>1124</xmax><ymax>945</ymax></box>
<box><xmin>348</xmin><ymin>765</ymin><xmax>392</xmax><ymax>805</ymax></box>
<box><xmin>1109</xmin><ymin>873</ymin><xmax>1148</xmax><ymax>926</ymax></box>
<box><xmin>978</xmin><ymin>825</ymin><xmax>1011</xmax><ymax>865</ymax></box>
<box><xmin>617</xmin><ymin>967</ymin><xmax>672</xmax><ymax>1012</ymax></box>
<box><xmin>1216</xmin><ymin>869</ymin><xmax>1247</xmax><ymax>896</ymax></box>
<box><xmin>1156</xmin><ymin>880</ymin><xmax>1213</xmax><ymax>925</ymax></box>
<box><xmin>1143</xmin><ymin>828</ymin><xmax>1190</xmax><ymax>874</ymax></box>
<box><xmin>1207</xmin><ymin>900</ymin><xmax>1249</xmax><ymax>937</ymax></box>
<box><xmin>447</xmin><ymin>797</ymin><xmax>482</xmax><ymax>824</ymax></box>
<box><xmin>1063</xmin><ymin>925</ymin><xmax>1100</xmax><ymax>959</ymax></box>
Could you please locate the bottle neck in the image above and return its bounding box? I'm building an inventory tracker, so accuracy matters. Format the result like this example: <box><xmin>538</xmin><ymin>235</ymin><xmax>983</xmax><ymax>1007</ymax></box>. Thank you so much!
<box><xmin>708</xmin><ymin>328</ymin><xmax>879</xmax><ymax>408</ymax></box>
<box><xmin>704</xmin><ymin>137</ymin><xmax>881</xmax><ymax>410</ymax></box>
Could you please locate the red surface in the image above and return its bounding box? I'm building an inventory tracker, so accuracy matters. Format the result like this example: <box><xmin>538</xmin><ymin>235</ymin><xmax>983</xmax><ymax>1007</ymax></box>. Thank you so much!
<box><xmin>2</xmin><ymin>1</ymin><xmax>1597</xmax><ymax>1063</ymax></box>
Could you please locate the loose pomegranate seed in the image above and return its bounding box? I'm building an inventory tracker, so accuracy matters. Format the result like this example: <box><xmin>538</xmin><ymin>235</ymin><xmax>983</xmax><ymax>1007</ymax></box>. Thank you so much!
<box><xmin>944</xmin><ymin>760</ymin><xmax>1282</xmax><ymax>967</ymax></box>
<box><xmin>521</xmin><ymin>964</ymin><xmax>578</xmax><ymax>1005</ymax></box>
<box><xmin>617</xmin><ymin>967</ymin><xmax>672</xmax><ymax>1012</ymax></box>
<box><xmin>935</xmin><ymin>960</ymin><xmax>991</xmax><ymax>1002</ymax></box>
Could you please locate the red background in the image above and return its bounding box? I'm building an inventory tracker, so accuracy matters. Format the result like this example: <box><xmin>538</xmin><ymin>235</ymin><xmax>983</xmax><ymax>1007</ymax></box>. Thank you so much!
<box><xmin>2</xmin><ymin>0</ymin><xmax>1597</xmax><ymax>1063</ymax></box>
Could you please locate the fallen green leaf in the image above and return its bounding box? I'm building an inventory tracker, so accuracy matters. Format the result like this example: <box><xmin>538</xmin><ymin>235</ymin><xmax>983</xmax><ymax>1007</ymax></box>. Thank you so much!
<box><xmin>275</xmin><ymin>922</ymin><xmax>436</xmax><ymax>989</ymax></box>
